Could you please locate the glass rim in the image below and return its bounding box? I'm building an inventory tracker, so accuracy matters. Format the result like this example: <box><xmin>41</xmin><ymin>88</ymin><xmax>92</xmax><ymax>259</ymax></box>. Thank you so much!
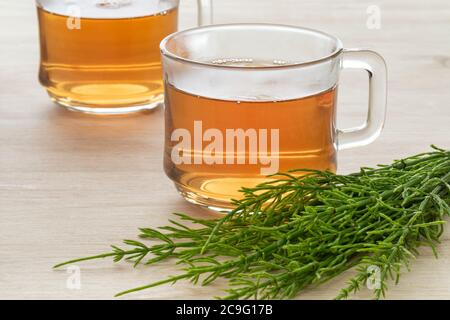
<box><xmin>160</xmin><ymin>23</ymin><xmax>344</xmax><ymax>70</ymax></box>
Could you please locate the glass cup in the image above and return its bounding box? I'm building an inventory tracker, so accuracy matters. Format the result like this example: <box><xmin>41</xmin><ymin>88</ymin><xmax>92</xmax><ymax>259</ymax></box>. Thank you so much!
<box><xmin>161</xmin><ymin>24</ymin><xmax>387</xmax><ymax>212</ymax></box>
<box><xmin>36</xmin><ymin>0</ymin><xmax>213</xmax><ymax>115</ymax></box>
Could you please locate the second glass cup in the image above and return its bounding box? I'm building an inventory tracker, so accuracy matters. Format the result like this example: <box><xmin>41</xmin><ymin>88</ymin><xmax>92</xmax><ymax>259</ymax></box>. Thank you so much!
<box><xmin>36</xmin><ymin>0</ymin><xmax>213</xmax><ymax>114</ymax></box>
<box><xmin>161</xmin><ymin>24</ymin><xmax>387</xmax><ymax>211</ymax></box>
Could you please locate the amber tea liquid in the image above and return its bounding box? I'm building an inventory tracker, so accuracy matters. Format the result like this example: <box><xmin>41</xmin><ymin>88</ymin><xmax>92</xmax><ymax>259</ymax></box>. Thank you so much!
<box><xmin>37</xmin><ymin>1</ymin><xmax>178</xmax><ymax>113</ymax></box>
<box><xmin>165</xmin><ymin>80</ymin><xmax>338</xmax><ymax>209</ymax></box>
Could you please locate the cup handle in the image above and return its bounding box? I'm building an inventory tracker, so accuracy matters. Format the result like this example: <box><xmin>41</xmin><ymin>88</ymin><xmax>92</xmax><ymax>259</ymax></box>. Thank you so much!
<box><xmin>197</xmin><ymin>0</ymin><xmax>213</xmax><ymax>26</ymax></box>
<box><xmin>338</xmin><ymin>49</ymin><xmax>388</xmax><ymax>150</ymax></box>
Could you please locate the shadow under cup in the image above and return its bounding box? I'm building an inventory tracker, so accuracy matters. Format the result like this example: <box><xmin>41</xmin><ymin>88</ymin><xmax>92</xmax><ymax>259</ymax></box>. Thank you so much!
<box><xmin>161</xmin><ymin>24</ymin><xmax>387</xmax><ymax>212</ymax></box>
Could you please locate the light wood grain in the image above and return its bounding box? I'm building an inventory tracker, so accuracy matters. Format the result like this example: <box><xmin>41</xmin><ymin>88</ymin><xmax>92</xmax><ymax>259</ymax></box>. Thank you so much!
<box><xmin>0</xmin><ymin>0</ymin><xmax>449</xmax><ymax>299</ymax></box>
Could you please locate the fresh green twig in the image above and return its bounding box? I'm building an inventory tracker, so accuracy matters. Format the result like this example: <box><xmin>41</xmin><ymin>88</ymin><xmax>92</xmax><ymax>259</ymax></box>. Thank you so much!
<box><xmin>54</xmin><ymin>147</ymin><xmax>450</xmax><ymax>300</ymax></box>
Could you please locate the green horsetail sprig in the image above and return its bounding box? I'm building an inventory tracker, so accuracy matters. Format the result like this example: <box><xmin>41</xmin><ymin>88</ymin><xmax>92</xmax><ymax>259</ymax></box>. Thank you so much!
<box><xmin>55</xmin><ymin>146</ymin><xmax>450</xmax><ymax>299</ymax></box>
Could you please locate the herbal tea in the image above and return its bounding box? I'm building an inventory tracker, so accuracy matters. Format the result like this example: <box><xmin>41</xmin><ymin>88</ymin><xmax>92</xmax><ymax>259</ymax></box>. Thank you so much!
<box><xmin>37</xmin><ymin>0</ymin><xmax>178</xmax><ymax>113</ymax></box>
<box><xmin>164</xmin><ymin>83</ymin><xmax>337</xmax><ymax>209</ymax></box>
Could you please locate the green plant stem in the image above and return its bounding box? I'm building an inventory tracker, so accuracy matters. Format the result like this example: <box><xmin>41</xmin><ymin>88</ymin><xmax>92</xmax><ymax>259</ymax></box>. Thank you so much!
<box><xmin>54</xmin><ymin>146</ymin><xmax>450</xmax><ymax>300</ymax></box>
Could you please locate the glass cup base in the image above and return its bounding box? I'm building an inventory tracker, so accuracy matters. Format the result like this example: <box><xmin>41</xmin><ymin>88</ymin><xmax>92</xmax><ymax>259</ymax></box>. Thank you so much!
<box><xmin>174</xmin><ymin>183</ymin><xmax>235</xmax><ymax>214</ymax></box>
<box><xmin>49</xmin><ymin>93</ymin><xmax>163</xmax><ymax>115</ymax></box>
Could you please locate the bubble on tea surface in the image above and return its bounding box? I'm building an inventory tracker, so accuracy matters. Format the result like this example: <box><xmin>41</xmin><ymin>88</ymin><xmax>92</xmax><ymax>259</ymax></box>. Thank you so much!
<box><xmin>273</xmin><ymin>59</ymin><xmax>289</xmax><ymax>65</ymax></box>
<box><xmin>96</xmin><ymin>0</ymin><xmax>132</xmax><ymax>9</ymax></box>
<box><xmin>210</xmin><ymin>58</ymin><xmax>292</xmax><ymax>68</ymax></box>
<box><xmin>232</xmin><ymin>95</ymin><xmax>282</xmax><ymax>102</ymax></box>
<box><xmin>211</xmin><ymin>58</ymin><xmax>255</xmax><ymax>66</ymax></box>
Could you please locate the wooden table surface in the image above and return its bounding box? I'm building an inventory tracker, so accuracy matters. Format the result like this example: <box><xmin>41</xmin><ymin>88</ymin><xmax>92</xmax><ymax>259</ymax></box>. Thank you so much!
<box><xmin>1</xmin><ymin>0</ymin><xmax>449</xmax><ymax>300</ymax></box>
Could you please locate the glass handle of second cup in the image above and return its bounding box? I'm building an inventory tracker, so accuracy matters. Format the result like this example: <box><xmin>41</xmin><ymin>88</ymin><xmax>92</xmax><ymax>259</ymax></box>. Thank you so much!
<box><xmin>197</xmin><ymin>0</ymin><xmax>213</xmax><ymax>26</ymax></box>
<box><xmin>338</xmin><ymin>49</ymin><xmax>388</xmax><ymax>150</ymax></box>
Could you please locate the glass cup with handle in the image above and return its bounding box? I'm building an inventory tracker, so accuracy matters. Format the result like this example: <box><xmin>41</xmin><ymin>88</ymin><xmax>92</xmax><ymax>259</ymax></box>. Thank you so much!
<box><xmin>161</xmin><ymin>23</ymin><xmax>387</xmax><ymax>212</ymax></box>
<box><xmin>36</xmin><ymin>0</ymin><xmax>213</xmax><ymax>115</ymax></box>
